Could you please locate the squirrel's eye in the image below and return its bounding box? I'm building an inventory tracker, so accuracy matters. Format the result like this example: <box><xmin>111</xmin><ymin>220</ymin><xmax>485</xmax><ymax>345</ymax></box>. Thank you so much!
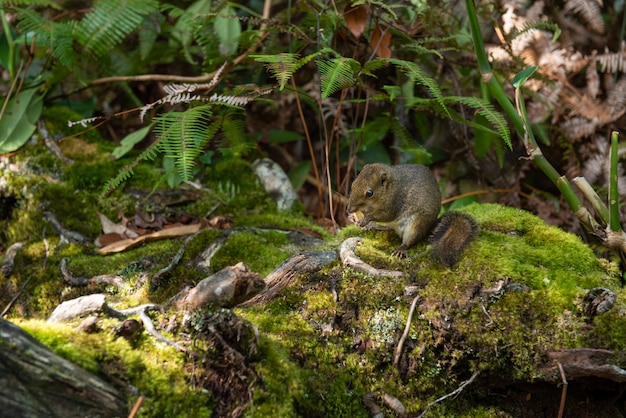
<box><xmin>365</xmin><ymin>189</ymin><xmax>374</xmax><ymax>198</ymax></box>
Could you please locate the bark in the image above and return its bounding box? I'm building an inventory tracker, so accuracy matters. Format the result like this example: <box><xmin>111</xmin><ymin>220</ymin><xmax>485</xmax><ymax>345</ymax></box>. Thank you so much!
<box><xmin>541</xmin><ymin>348</ymin><xmax>626</xmax><ymax>382</ymax></box>
<box><xmin>0</xmin><ymin>318</ymin><xmax>127</xmax><ymax>418</ymax></box>
<box><xmin>241</xmin><ymin>250</ymin><xmax>337</xmax><ymax>306</ymax></box>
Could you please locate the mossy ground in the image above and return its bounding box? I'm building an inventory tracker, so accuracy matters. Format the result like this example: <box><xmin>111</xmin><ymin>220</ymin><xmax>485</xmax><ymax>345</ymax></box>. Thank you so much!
<box><xmin>2</xmin><ymin>121</ymin><xmax>626</xmax><ymax>416</ymax></box>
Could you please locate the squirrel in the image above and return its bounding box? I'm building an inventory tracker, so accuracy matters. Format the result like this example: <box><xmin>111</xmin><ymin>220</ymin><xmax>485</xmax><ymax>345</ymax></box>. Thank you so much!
<box><xmin>346</xmin><ymin>163</ymin><xmax>478</xmax><ymax>267</ymax></box>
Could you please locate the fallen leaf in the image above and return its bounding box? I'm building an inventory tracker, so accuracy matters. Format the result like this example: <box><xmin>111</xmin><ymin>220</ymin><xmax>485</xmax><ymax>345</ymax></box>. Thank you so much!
<box><xmin>98</xmin><ymin>223</ymin><xmax>203</xmax><ymax>254</ymax></box>
<box><xmin>344</xmin><ymin>4</ymin><xmax>369</xmax><ymax>39</ymax></box>
<box><xmin>97</xmin><ymin>212</ymin><xmax>138</xmax><ymax>238</ymax></box>
<box><xmin>370</xmin><ymin>24</ymin><xmax>392</xmax><ymax>58</ymax></box>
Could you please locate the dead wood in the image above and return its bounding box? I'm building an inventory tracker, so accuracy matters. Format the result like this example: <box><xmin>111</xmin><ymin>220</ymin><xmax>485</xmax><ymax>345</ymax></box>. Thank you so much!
<box><xmin>540</xmin><ymin>348</ymin><xmax>626</xmax><ymax>382</ymax></box>
<box><xmin>339</xmin><ymin>237</ymin><xmax>403</xmax><ymax>278</ymax></box>
<box><xmin>172</xmin><ymin>262</ymin><xmax>265</xmax><ymax>310</ymax></box>
<box><xmin>240</xmin><ymin>250</ymin><xmax>337</xmax><ymax>306</ymax></box>
<box><xmin>60</xmin><ymin>258</ymin><xmax>125</xmax><ymax>288</ymax></box>
<box><xmin>0</xmin><ymin>317</ymin><xmax>127</xmax><ymax>418</ymax></box>
<box><xmin>42</xmin><ymin>211</ymin><xmax>90</xmax><ymax>245</ymax></box>
<box><xmin>1</xmin><ymin>241</ymin><xmax>25</xmax><ymax>278</ymax></box>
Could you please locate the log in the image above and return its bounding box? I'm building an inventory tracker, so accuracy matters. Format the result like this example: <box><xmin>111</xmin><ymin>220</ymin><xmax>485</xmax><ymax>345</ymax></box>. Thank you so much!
<box><xmin>0</xmin><ymin>318</ymin><xmax>127</xmax><ymax>417</ymax></box>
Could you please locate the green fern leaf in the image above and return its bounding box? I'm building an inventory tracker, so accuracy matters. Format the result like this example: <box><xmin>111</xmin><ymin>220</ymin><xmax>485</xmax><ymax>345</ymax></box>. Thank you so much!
<box><xmin>388</xmin><ymin>58</ymin><xmax>450</xmax><ymax>117</ymax></box>
<box><xmin>351</xmin><ymin>0</ymin><xmax>398</xmax><ymax>20</ymax></box>
<box><xmin>217</xmin><ymin>111</ymin><xmax>252</xmax><ymax>157</ymax></box>
<box><xmin>448</xmin><ymin>96</ymin><xmax>511</xmax><ymax>148</ymax></box>
<box><xmin>251</xmin><ymin>53</ymin><xmax>300</xmax><ymax>90</ymax></box>
<box><xmin>361</xmin><ymin>58</ymin><xmax>389</xmax><ymax>77</ymax></box>
<box><xmin>389</xmin><ymin>118</ymin><xmax>431</xmax><ymax>164</ymax></box>
<box><xmin>75</xmin><ymin>0</ymin><xmax>159</xmax><ymax>58</ymax></box>
<box><xmin>407</xmin><ymin>96</ymin><xmax>510</xmax><ymax>147</ymax></box>
<box><xmin>0</xmin><ymin>0</ymin><xmax>60</xmax><ymax>8</ymax></box>
<box><xmin>510</xmin><ymin>19</ymin><xmax>561</xmax><ymax>43</ymax></box>
<box><xmin>317</xmin><ymin>57</ymin><xmax>361</xmax><ymax>99</ymax></box>
<box><xmin>154</xmin><ymin>105</ymin><xmax>213</xmax><ymax>182</ymax></box>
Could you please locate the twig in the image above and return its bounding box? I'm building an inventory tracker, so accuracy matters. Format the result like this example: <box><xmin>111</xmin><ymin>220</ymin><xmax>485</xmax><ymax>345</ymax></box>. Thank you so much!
<box><xmin>557</xmin><ymin>362</ymin><xmax>568</xmax><ymax>418</ymax></box>
<box><xmin>37</xmin><ymin>119</ymin><xmax>73</xmax><ymax>165</ymax></box>
<box><xmin>418</xmin><ymin>370</ymin><xmax>481</xmax><ymax>418</ymax></box>
<box><xmin>91</xmin><ymin>32</ymin><xmax>270</xmax><ymax>86</ymax></box>
<box><xmin>137</xmin><ymin>308</ymin><xmax>198</xmax><ymax>357</ymax></box>
<box><xmin>339</xmin><ymin>237</ymin><xmax>403</xmax><ymax>278</ymax></box>
<box><xmin>60</xmin><ymin>258</ymin><xmax>125</xmax><ymax>288</ymax></box>
<box><xmin>394</xmin><ymin>293</ymin><xmax>420</xmax><ymax>367</ymax></box>
<box><xmin>149</xmin><ymin>232</ymin><xmax>199</xmax><ymax>291</ymax></box>
<box><xmin>128</xmin><ymin>396</ymin><xmax>144</xmax><ymax>418</ymax></box>
<box><xmin>42</xmin><ymin>211</ymin><xmax>90</xmax><ymax>245</ymax></box>
<box><xmin>1</xmin><ymin>275</ymin><xmax>31</xmax><ymax>318</ymax></box>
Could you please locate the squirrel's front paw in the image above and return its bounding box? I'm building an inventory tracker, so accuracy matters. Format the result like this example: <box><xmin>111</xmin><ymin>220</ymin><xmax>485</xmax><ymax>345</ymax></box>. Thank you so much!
<box><xmin>391</xmin><ymin>246</ymin><xmax>408</xmax><ymax>259</ymax></box>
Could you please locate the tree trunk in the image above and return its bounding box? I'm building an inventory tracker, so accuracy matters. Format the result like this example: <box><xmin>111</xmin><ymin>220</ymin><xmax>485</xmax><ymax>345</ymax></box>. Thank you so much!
<box><xmin>0</xmin><ymin>318</ymin><xmax>127</xmax><ymax>418</ymax></box>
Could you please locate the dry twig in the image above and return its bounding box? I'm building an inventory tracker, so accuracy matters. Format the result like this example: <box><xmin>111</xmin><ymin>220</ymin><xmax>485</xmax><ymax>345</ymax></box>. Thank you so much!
<box><xmin>418</xmin><ymin>370</ymin><xmax>481</xmax><ymax>418</ymax></box>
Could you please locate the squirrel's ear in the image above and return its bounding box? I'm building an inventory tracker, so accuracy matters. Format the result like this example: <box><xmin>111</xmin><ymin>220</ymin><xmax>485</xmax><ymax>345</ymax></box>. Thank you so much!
<box><xmin>379</xmin><ymin>172</ymin><xmax>388</xmax><ymax>186</ymax></box>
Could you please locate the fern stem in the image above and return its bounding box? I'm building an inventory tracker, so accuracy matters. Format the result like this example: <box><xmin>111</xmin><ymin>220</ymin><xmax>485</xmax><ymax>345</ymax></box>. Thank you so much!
<box><xmin>610</xmin><ymin>131</ymin><xmax>621</xmax><ymax>232</ymax></box>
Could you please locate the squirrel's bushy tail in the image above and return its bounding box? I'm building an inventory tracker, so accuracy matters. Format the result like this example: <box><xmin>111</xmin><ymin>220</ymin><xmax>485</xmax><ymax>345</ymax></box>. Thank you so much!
<box><xmin>430</xmin><ymin>212</ymin><xmax>478</xmax><ymax>267</ymax></box>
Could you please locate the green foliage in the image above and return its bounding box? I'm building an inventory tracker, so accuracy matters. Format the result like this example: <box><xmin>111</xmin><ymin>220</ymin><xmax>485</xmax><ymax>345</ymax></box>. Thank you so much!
<box><xmin>0</xmin><ymin>88</ymin><xmax>43</xmax><ymax>153</ymax></box>
<box><xmin>317</xmin><ymin>56</ymin><xmax>362</xmax><ymax>98</ymax></box>
<box><xmin>251</xmin><ymin>51</ymin><xmax>320</xmax><ymax>90</ymax></box>
<box><xmin>3</xmin><ymin>0</ymin><xmax>522</xmax><ymax>196</ymax></box>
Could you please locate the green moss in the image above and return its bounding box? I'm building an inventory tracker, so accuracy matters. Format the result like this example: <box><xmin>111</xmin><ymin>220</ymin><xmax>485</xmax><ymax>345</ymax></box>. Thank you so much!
<box><xmin>211</xmin><ymin>230</ymin><xmax>294</xmax><ymax>276</ymax></box>
<box><xmin>18</xmin><ymin>319</ymin><xmax>214</xmax><ymax>417</ymax></box>
<box><xmin>236</xmin><ymin>203</ymin><xmax>622</xmax><ymax>416</ymax></box>
<box><xmin>239</xmin><ymin>306</ymin><xmax>369</xmax><ymax>417</ymax></box>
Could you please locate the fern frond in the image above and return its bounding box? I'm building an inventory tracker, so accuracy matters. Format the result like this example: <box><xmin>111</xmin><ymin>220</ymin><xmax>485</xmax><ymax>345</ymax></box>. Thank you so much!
<box><xmin>216</xmin><ymin>110</ymin><xmax>252</xmax><ymax>156</ymax></box>
<box><xmin>209</xmin><ymin>94</ymin><xmax>254</xmax><ymax>107</ymax></box>
<box><xmin>401</xmin><ymin>43</ymin><xmax>444</xmax><ymax>59</ymax></box>
<box><xmin>251</xmin><ymin>53</ymin><xmax>301</xmax><ymax>90</ymax></box>
<box><xmin>407</xmin><ymin>96</ymin><xmax>510</xmax><ymax>146</ymax></box>
<box><xmin>509</xmin><ymin>19</ymin><xmax>561</xmax><ymax>43</ymax></box>
<box><xmin>447</xmin><ymin>96</ymin><xmax>511</xmax><ymax>148</ymax></box>
<box><xmin>15</xmin><ymin>8</ymin><xmax>77</xmax><ymax>69</ymax></box>
<box><xmin>101</xmin><ymin>140</ymin><xmax>161</xmax><ymax>194</ymax></box>
<box><xmin>361</xmin><ymin>58</ymin><xmax>389</xmax><ymax>76</ymax></box>
<box><xmin>564</xmin><ymin>0</ymin><xmax>604</xmax><ymax>33</ymax></box>
<box><xmin>388</xmin><ymin>116</ymin><xmax>432</xmax><ymax>164</ymax></box>
<box><xmin>389</xmin><ymin>58</ymin><xmax>450</xmax><ymax>117</ymax></box>
<box><xmin>75</xmin><ymin>0</ymin><xmax>159</xmax><ymax>58</ymax></box>
<box><xmin>154</xmin><ymin>105</ymin><xmax>213</xmax><ymax>182</ymax></box>
<box><xmin>317</xmin><ymin>57</ymin><xmax>361</xmax><ymax>99</ymax></box>
<box><xmin>597</xmin><ymin>43</ymin><xmax>626</xmax><ymax>73</ymax></box>
<box><xmin>102</xmin><ymin>167</ymin><xmax>134</xmax><ymax>195</ymax></box>
<box><xmin>0</xmin><ymin>0</ymin><xmax>59</xmax><ymax>8</ymax></box>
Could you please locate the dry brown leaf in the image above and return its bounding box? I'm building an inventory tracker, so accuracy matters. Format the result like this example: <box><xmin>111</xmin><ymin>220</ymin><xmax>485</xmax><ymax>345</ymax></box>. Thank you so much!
<box><xmin>97</xmin><ymin>212</ymin><xmax>138</xmax><ymax>238</ymax></box>
<box><xmin>370</xmin><ymin>25</ymin><xmax>391</xmax><ymax>58</ymax></box>
<box><xmin>98</xmin><ymin>223</ymin><xmax>202</xmax><ymax>254</ymax></box>
<box><xmin>344</xmin><ymin>4</ymin><xmax>369</xmax><ymax>39</ymax></box>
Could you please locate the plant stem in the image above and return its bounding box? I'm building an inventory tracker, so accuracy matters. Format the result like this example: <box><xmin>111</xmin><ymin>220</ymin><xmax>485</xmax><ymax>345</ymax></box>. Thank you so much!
<box><xmin>465</xmin><ymin>0</ymin><xmax>598</xmax><ymax>233</ymax></box>
<box><xmin>1</xmin><ymin>9</ymin><xmax>15</xmax><ymax>80</ymax></box>
<box><xmin>610</xmin><ymin>131</ymin><xmax>620</xmax><ymax>232</ymax></box>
